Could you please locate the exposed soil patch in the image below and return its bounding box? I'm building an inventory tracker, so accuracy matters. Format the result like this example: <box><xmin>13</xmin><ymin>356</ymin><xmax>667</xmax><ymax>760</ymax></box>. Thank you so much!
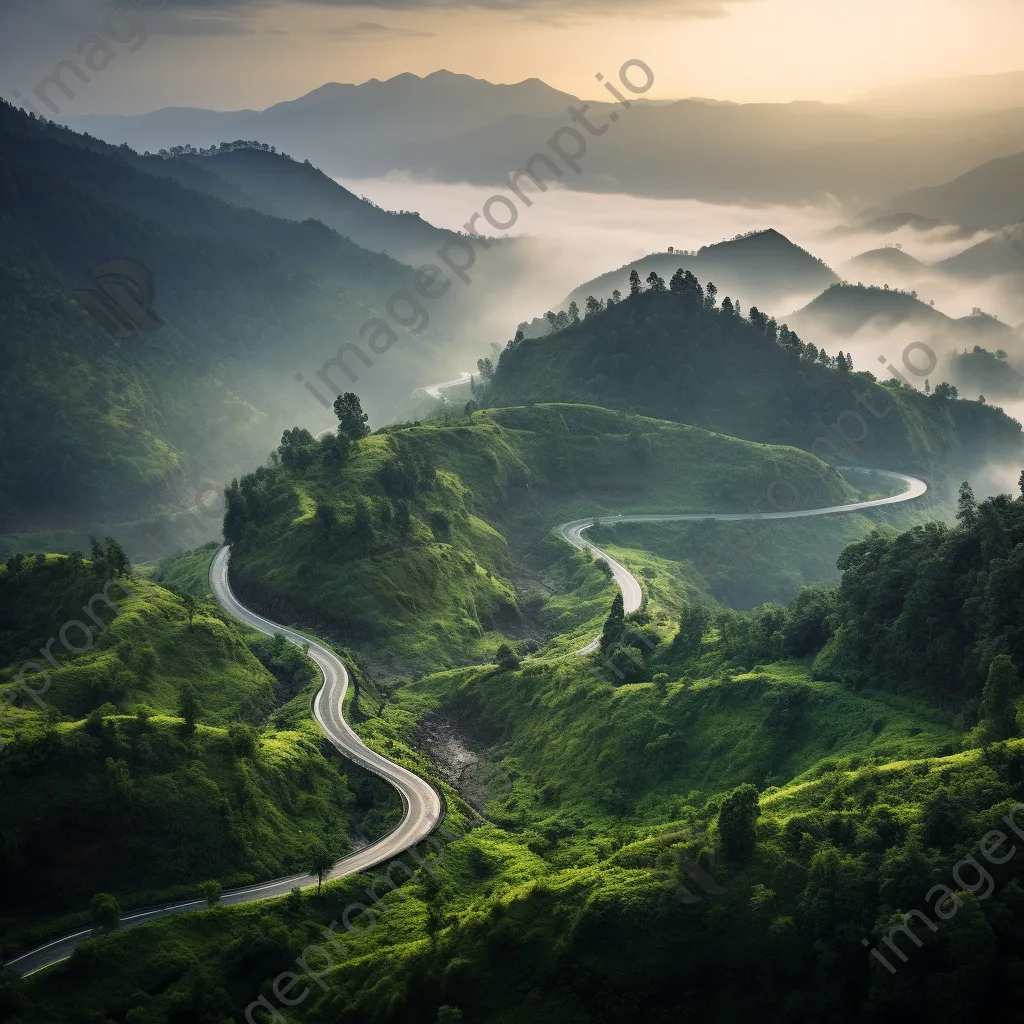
<box><xmin>413</xmin><ymin>713</ymin><xmax>511</xmax><ymax>813</ymax></box>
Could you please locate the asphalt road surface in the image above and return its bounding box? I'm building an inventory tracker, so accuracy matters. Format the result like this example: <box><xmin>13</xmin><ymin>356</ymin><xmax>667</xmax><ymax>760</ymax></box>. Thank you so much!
<box><xmin>562</xmin><ymin>469</ymin><xmax>928</xmax><ymax>653</ymax></box>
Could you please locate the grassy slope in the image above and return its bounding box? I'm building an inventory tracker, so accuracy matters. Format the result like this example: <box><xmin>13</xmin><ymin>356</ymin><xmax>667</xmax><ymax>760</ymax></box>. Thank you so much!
<box><xmin>9</xmin><ymin>412</ymin><xmax>1016</xmax><ymax>1022</ymax></box>
<box><xmin>20</xmin><ymin>646</ymin><xmax>1018</xmax><ymax>1024</ymax></box>
<box><xmin>0</xmin><ymin>555</ymin><xmax>393</xmax><ymax>949</ymax></box>
<box><xmin>228</xmin><ymin>404</ymin><xmax>855</xmax><ymax>678</ymax></box>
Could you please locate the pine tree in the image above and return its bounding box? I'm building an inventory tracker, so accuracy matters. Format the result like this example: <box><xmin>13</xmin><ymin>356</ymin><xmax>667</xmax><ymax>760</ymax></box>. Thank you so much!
<box><xmin>956</xmin><ymin>481</ymin><xmax>978</xmax><ymax>529</ymax></box>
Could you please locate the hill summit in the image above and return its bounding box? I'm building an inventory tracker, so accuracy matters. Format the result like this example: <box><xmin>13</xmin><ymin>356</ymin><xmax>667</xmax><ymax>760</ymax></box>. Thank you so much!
<box><xmin>561</xmin><ymin>229</ymin><xmax>838</xmax><ymax>317</ymax></box>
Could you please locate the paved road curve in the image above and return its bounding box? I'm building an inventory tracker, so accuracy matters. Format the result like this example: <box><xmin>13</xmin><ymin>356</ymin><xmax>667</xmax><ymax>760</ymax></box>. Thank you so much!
<box><xmin>5</xmin><ymin>469</ymin><xmax>925</xmax><ymax>976</ymax></box>
<box><xmin>422</xmin><ymin>372</ymin><xmax>472</xmax><ymax>399</ymax></box>
<box><xmin>561</xmin><ymin>469</ymin><xmax>928</xmax><ymax>654</ymax></box>
<box><xmin>4</xmin><ymin>546</ymin><xmax>442</xmax><ymax>978</ymax></box>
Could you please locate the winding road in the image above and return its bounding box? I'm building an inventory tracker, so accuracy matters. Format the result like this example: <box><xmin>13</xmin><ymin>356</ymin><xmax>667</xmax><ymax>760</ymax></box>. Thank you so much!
<box><xmin>4</xmin><ymin>469</ymin><xmax>927</xmax><ymax>977</ymax></box>
<box><xmin>4</xmin><ymin>547</ymin><xmax>443</xmax><ymax>978</ymax></box>
<box><xmin>562</xmin><ymin>469</ymin><xmax>928</xmax><ymax>653</ymax></box>
<box><xmin>422</xmin><ymin>372</ymin><xmax>472</xmax><ymax>399</ymax></box>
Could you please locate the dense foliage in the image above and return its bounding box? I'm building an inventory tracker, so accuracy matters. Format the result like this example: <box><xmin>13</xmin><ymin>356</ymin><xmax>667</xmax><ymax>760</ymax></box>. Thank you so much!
<box><xmin>0</xmin><ymin>550</ymin><xmax>394</xmax><ymax>948</ymax></box>
<box><xmin>222</xmin><ymin>403</ymin><xmax>852</xmax><ymax>676</ymax></box>
<box><xmin>488</xmin><ymin>280</ymin><xmax>1022</xmax><ymax>476</ymax></box>
<box><xmin>0</xmin><ymin>102</ymin><xmax>447</xmax><ymax>529</ymax></box>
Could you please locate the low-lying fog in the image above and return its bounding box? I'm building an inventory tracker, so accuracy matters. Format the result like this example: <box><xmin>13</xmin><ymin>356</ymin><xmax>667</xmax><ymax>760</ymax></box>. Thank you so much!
<box><xmin>343</xmin><ymin>175</ymin><xmax>1024</xmax><ymax>502</ymax></box>
<box><xmin>339</xmin><ymin>173</ymin><xmax>1013</xmax><ymax>318</ymax></box>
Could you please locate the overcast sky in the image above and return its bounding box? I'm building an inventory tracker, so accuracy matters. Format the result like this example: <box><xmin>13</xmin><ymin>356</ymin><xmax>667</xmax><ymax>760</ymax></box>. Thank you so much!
<box><xmin>2</xmin><ymin>0</ymin><xmax>1023</xmax><ymax>114</ymax></box>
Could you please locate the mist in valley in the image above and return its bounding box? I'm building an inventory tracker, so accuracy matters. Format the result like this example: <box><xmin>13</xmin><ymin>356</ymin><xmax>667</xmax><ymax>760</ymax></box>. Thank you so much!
<box><xmin>8</xmin><ymin>6</ymin><xmax>1024</xmax><ymax>1019</ymax></box>
<box><xmin>343</xmin><ymin>175</ymin><xmax>1024</xmax><ymax>509</ymax></box>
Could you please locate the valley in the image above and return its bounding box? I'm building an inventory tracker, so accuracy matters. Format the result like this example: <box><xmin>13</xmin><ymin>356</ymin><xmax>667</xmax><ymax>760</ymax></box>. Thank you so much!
<box><xmin>4</xmin><ymin>20</ymin><xmax>1024</xmax><ymax>1022</ymax></box>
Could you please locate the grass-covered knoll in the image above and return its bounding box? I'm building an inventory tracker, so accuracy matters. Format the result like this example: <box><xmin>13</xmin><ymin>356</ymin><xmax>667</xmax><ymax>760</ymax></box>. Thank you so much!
<box><xmin>0</xmin><ymin>548</ymin><xmax>273</xmax><ymax>724</ymax></box>
<box><xmin>225</xmin><ymin>403</ymin><xmax>854</xmax><ymax>677</ymax></box>
<box><xmin>487</xmin><ymin>279</ymin><xmax>1022</xmax><ymax>476</ymax></box>
<box><xmin>0</xmin><ymin>548</ymin><xmax>395</xmax><ymax>949</ymax></box>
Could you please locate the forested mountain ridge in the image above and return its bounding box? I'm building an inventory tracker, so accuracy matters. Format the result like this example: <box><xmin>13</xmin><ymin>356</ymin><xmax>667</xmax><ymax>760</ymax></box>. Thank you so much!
<box><xmin>490</xmin><ymin>274</ymin><xmax>1022</xmax><ymax>476</ymax></box>
<box><xmin>560</xmin><ymin>229</ymin><xmax>839</xmax><ymax>316</ymax></box>
<box><xmin>169</xmin><ymin>145</ymin><xmax>466</xmax><ymax>266</ymax></box>
<box><xmin>0</xmin><ymin>102</ymin><xmax>451</xmax><ymax>530</ymax></box>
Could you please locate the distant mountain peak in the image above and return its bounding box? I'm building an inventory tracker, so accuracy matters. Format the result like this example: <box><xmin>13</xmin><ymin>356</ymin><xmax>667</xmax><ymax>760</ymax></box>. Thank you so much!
<box><xmin>702</xmin><ymin>228</ymin><xmax>807</xmax><ymax>254</ymax></box>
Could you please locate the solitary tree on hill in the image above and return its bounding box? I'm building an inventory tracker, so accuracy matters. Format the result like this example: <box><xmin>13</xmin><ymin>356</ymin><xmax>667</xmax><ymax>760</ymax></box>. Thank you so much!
<box><xmin>334</xmin><ymin>392</ymin><xmax>370</xmax><ymax>442</ymax></box>
<box><xmin>496</xmin><ymin>643</ymin><xmax>521</xmax><ymax>671</ymax></box>
<box><xmin>629</xmin><ymin>269</ymin><xmax>642</xmax><ymax>296</ymax></box>
<box><xmin>179</xmin><ymin>681</ymin><xmax>200</xmax><ymax>735</ymax></box>
<box><xmin>309</xmin><ymin>844</ymin><xmax>334</xmax><ymax>894</ymax></box>
<box><xmin>182</xmin><ymin>592</ymin><xmax>198</xmax><ymax>629</ymax></box>
<box><xmin>90</xmin><ymin>892</ymin><xmax>121</xmax><ymax>932</ymax></box>
<box><xmin>198</xmin><ymin>880</ymin><xmax>223</xmax><ymax>908</ymax></box>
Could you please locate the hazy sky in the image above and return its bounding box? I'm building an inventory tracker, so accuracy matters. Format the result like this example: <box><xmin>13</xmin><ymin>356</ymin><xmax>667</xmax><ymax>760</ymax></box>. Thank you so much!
<box><xmin>2</xmin><ymin>0</ymin><xmax>1023</xmax><ymax>114</ymax></box>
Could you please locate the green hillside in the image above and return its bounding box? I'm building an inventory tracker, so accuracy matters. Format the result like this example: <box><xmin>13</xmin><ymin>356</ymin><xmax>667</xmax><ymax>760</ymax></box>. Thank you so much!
<box><xmin>0</xmin><ymin>549</ymin><xmax>395</xmax><ymax>949</ymax></box>
<box><xmin>224</xmin><ymin>403</ymin><xmax>854</xmax><ymax>677</ymax></box>
<box><xmin>0</xmin><ymin>101</ymin><xmax>453</xmax><ymax>533</ymax></box>
<box><xmin>15</xmin><ymin>543</ymin><xmax>1024</xmax><ymax>1022</ymax></box>
<box><xmin>489</xmin><ymin>279</ymin><xmax>1022</xmax><ymax>475</ymax></box>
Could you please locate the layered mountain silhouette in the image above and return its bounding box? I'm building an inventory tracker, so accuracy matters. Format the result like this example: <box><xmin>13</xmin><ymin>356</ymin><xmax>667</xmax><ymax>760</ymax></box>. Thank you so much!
<box><xmin>891</xmin><ymin>151</ymin><xmax>1024</xmax><ymax>229</ymax></box>
<box><xmin>786</xmin><ymin>283</ymin><xmax>1014</xmax><ymax>352</ymax></box>
<box><xmin>154</xmin><ymin>146</ymin><xmax>465</xmax><ymax>265</ymax></box>
<box><xmin>0</xmin><ymin>102</ymin><xmax>465</xmax><ymax>528</ymax></box>
<box><xmin>63</xmin><ymin>73</ymin><xmax>1024</xmax><ymax>205</ymax></box>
